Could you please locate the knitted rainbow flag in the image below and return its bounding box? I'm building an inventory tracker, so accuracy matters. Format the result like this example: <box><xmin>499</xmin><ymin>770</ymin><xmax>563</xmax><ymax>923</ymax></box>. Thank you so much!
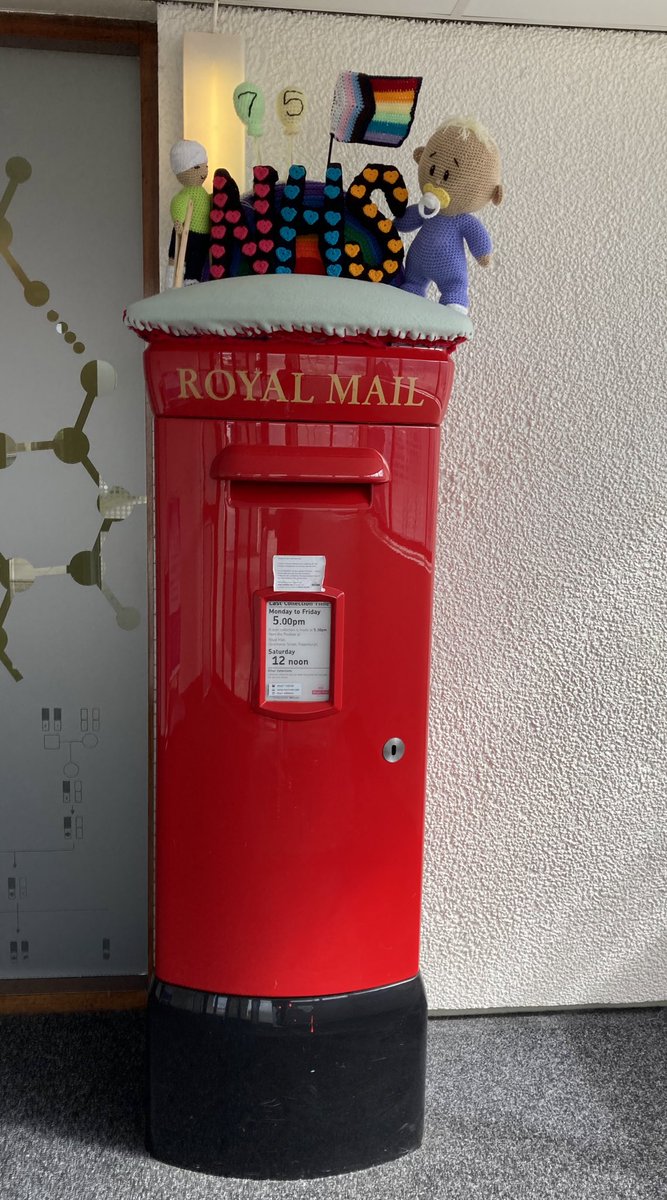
<box><xmin>330</xmin><ymin>72</ymin><xmax>422</xmax><ymax>148</ymax></box>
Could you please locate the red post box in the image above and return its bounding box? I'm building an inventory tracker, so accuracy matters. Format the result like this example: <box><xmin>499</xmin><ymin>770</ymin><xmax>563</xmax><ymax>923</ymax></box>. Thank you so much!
<box><xmin>127</xmin><ymin>281</ymin><xmax>462</xmax><ymax>1180</ymax></box>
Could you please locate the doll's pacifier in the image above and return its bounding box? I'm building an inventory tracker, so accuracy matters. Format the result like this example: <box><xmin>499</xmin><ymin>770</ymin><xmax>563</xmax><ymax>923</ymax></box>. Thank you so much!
<box><xmin>418</xmin><ymin>185</ymin><xmax>450</xmax><ymax>218</ymax></box>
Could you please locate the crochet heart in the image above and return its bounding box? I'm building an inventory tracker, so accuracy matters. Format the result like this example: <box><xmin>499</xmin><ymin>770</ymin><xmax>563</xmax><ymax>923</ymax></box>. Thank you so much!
<box><xmin>383</xmin><ymin>259</ymin><xmax>399</xmax><ymax>273</ymax></box>
<box><xmin>254</xmin><ymin>199</ymin><xmax>270</xmax><ymax>216</ymax></box>
<box><xmin>210</xmin><ymin>264</ymin><xmax>225</xmax><ymax>279</ymax></box>
<box><xmin>241</xmin><ymin>242</ymin><xmax>257</xmax><ymax>256</ymax></box>
<box><xmin>253</xmin><ymin>259</ymin><xmax>269</xmax><ymax>273</ymax></box>
<box><xmin>276</xmin><ymin>246</ymin><xmax>291</xmax><ymax>262</ymax></box>
<box><xmin>327</xmin><ymin>264</ymin><xmax>343</xmax><ymax>277</ymax></box>
<box><xmin>213</xmin><ymin>193</ymin><xmax>227</xmax><ymax>208</ymax></box>
<box><xmin>280</xmin><ymin>226</ymin><xmax>296</xmax><ymax>241</ymax></box>
<box><xmin>383</xmin><ymin>170</ymin><xmax>399</xmax><ymax>184</ymax></box>
<box><xmin>323</xmin><ymin>230</ymin><xmax>339</xmax><ymax>245</ymax></box>
<box><xmin>324</xmin><ymin>211</ymin><xmax>341</xmax><ymax>226</ymax></box>
<box><xmin>275</xmin><ymin>265</ymin><xmax>291</xmax><ymax>274</ymax></box>
<box><xmin>213</xmin><ymin>173</ymin><xmax>227</xmax><ymax>188</ymax></box>
<box><xmin>393</xmin><ymin>187</ymin><xmax>408</xmax><ymax>202</ymax></box>
<box><xmin>226</xmin><ymin>210</ymin><xmax>241</xmax><ymax>224</ymax></box>
<box><xmin>210</xmin><ymin>210</ymin><xmax>224</xmax><ymax>225</ymax></box>
<box><xmin>324</xmin><ymin>186</ymin><xmax>340</xmax><ymax>199</ymax></box>
<box><xmin>303</xmin><ymin>209</ymin><xmax>318</xmax><ymax>225</ymax></box>
<box><xmin>369</xmin><ymin>269</ymin><xmax>384</xmax><ymax>283</ymax></box>
<box><xmin>210</xmin><ymin>224</ymin><xmax>225</xmax><ymax>239</ymax></box>
<box><xmin>259</xmin><ymin>239</ymin><xmax>274</xmax><ymax>252</ymax></box>
<box><xmin>284</xmin><ymin>184</ymin><xmax>299</xmax><ymax>199</ymax></box>
<box><xmin>211</xmin><ymin>243</ymin><xmax>225</xmax><ymax>259</ymax></box>
<box><xmin>257</xmin><ymin>219</ymin><xmax>272</xmax><ymax>234</ymax></box>
<box><xmin>388</xmin><ymin>238</ymin><xmax>402</xmax><ymax>252</ymax></box>
<box><xmin>325</xmin><ymin>248</ymin><xmax>341</xmax><ymax>262</ymax></box>
<box><xmin>378</xmin><ymin>219</ymin><xmax>392</xmax><ymax>233</ymax></box>
<box><xmin>363</xmin><ymin>203</ymin><xmax>378</xmax><ymax>219</ymax></box>
<box><xmin>254</xmin><ymin>165</ymin><xmax>270</xmax><ymax>181</ymax></box>
<box><xmin>344</xmin><ymin>243</ymin><xmax>360</xmax><ymax>258</ymax></box>
<box><xmin>281</xmin><ymin>207</ymin><xmax>297</xmax><ymax>222</ymax></box>
<box><xmin>290</xmin><ymin>165</ymin><xmax>306</xmax><ymax>178</ymax></box>
<box><xmin>350</xmin><ymin>184</ymin><xmax>366</xmax><ymax>199</ymax></box>
<box><xmin>255</xmin><ymin>183</ymin><xmax>270</xmax><ymax>198</ymax></box>
<box><xmin>233</xmin><ymin>225</ymin><xmax>249</xmax><ymax>240</ymax></box>
<box><xmin>348</xmin><ymin>263</ymin><xmax>364</xmax><ymax>277</ymax></box>
<box><xmin>363</xmin><ymin>167</ymin><xmax>379</xmax><ymax>183</ymax></box>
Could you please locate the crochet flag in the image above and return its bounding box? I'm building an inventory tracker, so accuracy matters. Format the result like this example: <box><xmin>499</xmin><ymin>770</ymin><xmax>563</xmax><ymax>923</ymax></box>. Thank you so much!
<box><xmin>330</xmin><ymin>72</ymin><xmax>422</xmax><ymax>148</ymax></box>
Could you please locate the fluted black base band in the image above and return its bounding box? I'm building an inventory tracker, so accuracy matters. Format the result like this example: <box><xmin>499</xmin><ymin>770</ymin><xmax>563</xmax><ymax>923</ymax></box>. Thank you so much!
<box><xmin>147</xmin><ymin>973</ymin><xmax>427</xmax><ymax>1179</ymax></box>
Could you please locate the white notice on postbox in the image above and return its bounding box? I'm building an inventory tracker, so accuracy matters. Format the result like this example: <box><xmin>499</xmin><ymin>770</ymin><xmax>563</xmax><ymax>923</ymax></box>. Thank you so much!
<box><xmin>272</xmin><ymin>555</ymin><xmax>325</xmax><ymax>593</ymax></box>
<box><xmin>265</xmin><ymin>601</ymin><xmax>331</xmax><ymax>702</ymax></box>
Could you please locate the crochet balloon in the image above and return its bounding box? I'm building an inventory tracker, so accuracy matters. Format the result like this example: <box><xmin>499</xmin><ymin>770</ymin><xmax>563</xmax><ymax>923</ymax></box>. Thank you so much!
<box><xmin>233</xmin><ymin>83</ymin><xmax>265</xmax><ymax>138</ymax></box>
<box><xmin>277</xmin><ymin>86</ymin><xmax>307</xmax><ymax>137</ymax></box>
<box><xmin>277</xmin><ymin>86</ymin><xmax>306</xmax><ymax>169</ymax></box>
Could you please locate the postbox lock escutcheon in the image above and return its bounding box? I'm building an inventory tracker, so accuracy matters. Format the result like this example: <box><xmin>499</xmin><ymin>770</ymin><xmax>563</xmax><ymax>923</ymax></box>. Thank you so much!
<box><xmin>382</xmin><ymin>738</ymin><xmax>405</xmax><ymax>763</ymax></box>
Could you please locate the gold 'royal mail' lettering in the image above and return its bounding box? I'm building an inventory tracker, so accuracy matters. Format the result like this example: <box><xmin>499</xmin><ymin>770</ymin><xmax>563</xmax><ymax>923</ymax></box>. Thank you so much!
<box><xmin>177</xmin><ymin>368</ymin><xmax>202</xmax><ymax>400</ymax></box>
<box><xmin>204</xmin><ymin>369</ymin><xmax>236</xmax><ymax>401</ymax></box>
<box><xmin>401</xmin><ymin>377</ymin><xmax>422</xmax><ymax>406</ymax></box>
<box><xmin>363</xmin><ymin>376</ymin><xmax>388</xmax><ymax>406</ymax></box>
<box><xmin>327</xmin><ymin>374</ymin><xmax>361</xmax><ymax>405</ymax></box>
<box><xmin>174</xmin><ymin>366</ymin><xmax>426</xmax><ymax>408</ymax></box>
<box><xmin>237</xmin><ymin>369</ymin><xmax>263</xmax><ymax>401</ymax></box>
<box><xmin>292</xmin><ymin>373</ymin><xmax>315</xmax><ymax>403</ymax></box>
<box><xmin>261</xmin><ymin>370</ymin><xmax>289</xmax><ymax>403</ymax></box>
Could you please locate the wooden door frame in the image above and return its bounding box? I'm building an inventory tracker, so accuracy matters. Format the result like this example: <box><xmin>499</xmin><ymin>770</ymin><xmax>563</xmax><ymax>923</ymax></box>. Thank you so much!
<box><xmin>0</xmin><ymin>12</ymin><xmax>158</xmax><ymax>1014</ymax></box>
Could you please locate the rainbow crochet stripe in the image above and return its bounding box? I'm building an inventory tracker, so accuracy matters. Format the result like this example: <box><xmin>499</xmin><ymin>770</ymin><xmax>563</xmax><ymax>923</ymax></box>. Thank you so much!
<box><xmin>330</xmin><ymin>72</ymin><xmax>422</xmax><ymax>148</ymax></box>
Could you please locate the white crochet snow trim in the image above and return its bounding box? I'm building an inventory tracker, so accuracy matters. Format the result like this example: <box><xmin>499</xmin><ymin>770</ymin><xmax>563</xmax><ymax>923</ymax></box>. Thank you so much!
<box><xmin>124</xmin><ymin>276</ymin><xmax>473</xmax><ymax>345</ymax></box>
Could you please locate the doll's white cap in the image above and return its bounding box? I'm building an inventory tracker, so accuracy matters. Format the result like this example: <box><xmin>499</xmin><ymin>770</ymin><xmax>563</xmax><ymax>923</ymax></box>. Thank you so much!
<box><xmin>170</xmin><ymin>139</ymin><xmax>207</xmax><ymax>174</ymax></box>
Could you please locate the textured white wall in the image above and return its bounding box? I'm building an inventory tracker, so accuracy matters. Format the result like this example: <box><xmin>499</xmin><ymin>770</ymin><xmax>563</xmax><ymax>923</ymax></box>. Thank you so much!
<box><xmin>157</xmin><ymin>3</ymin><xmax>667</xmax><ymax>1010</ymax></box>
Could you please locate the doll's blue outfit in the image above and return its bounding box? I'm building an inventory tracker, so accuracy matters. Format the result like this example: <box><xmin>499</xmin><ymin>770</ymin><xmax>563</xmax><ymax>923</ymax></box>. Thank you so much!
<box><xmin>396</xmin><ymin>206</ymin><xmax>492</xmax><ymax>309</ymax></box>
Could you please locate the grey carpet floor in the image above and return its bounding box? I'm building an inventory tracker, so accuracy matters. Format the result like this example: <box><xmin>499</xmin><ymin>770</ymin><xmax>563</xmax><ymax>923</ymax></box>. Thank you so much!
<box><xmin>0</xmin><ymin>1007</ymin><xmax>665</xmax><ymax>1200</ymax></box>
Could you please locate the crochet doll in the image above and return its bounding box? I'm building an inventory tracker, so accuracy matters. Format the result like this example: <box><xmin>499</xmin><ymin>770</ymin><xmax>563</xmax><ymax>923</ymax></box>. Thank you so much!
<box><xmin>167</xmin><ymin>139</ymin><xmax>212</xmax><ymax>287</ymax></box>
<box><xmin>397</xmin><ymin>117</ymin><xmax>503</xmax><ymax>313</ymax></box>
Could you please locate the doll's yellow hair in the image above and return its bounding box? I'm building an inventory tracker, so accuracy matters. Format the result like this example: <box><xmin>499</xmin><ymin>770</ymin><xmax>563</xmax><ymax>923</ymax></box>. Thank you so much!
<box><xmin>436</xmin><ymin>116</ymin><xmax>498</xmax><ymax>153</ymax></box>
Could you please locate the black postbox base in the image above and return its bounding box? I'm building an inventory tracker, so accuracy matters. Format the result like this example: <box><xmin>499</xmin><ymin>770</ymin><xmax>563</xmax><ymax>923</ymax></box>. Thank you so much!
<box><xmin>147</xmin><ymin>973</ymin><xmax>427</xmax><ymax>1180</ymax></box>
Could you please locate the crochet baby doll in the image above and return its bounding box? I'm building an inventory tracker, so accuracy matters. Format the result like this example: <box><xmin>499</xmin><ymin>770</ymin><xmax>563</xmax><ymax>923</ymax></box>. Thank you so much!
<box><xmin>397</xmin><ymin>117</ymin><xmax>503</xmax><ymax>313</ymax></box>
<box><xmin>167</xmin><ymin>139</ymin><xmax>212</xmax><ymax>286</ymax></box>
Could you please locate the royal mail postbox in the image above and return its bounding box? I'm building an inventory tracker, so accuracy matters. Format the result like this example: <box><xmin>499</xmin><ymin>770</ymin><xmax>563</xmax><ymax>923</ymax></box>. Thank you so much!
<box><xmin>128</xmin><ymin>286</ymin><xmax>462</xmax><ymax>1179</ymax></box>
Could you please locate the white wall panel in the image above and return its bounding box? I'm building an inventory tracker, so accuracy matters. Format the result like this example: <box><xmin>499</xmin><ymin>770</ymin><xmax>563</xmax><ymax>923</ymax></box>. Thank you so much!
<box><xmin>462</xmin><ymin>0</ymin><xmax>667</xmax><ymax>31</ymax></box>
<box><xmin>177</xmin><ymin>0</ymin><xmax>667</xmax><ymax>33</ymax></box>
<box><xmin>207</xmin><ymin>0</ymin><xmax>460</xmax><ymax>18</ymax></box>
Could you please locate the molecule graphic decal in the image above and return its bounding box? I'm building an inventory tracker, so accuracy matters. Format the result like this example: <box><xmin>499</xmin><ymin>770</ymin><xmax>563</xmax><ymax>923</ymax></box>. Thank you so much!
<box><xmin>0</xmin><ymin>156</ymin><xmax>146</xmax><ymax>683</ymax></box>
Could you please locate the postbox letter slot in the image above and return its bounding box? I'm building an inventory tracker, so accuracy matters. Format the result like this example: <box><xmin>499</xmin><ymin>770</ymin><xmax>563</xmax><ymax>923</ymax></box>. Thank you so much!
<box><xmin>211</xmin><ymin>445</ymin><xmax>391</xmax><ymax>485</ymax></box>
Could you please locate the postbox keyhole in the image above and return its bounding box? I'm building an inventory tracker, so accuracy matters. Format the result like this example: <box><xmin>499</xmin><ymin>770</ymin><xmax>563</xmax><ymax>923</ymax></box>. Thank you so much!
<box><xmin>383</xmin><ymin>738</ymin><xmax>405</xmax><ymax>763</ymax></box>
